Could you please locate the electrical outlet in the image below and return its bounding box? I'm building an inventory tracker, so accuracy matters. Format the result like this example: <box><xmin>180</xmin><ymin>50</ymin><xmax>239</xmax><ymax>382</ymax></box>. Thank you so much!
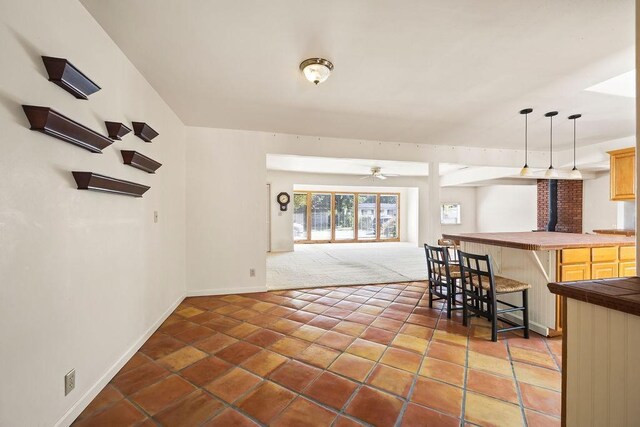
<box><xmin>154</xmin><ymin>211</ymin><xmax>159</xmax><ymax>223</ymax></box>
<box><xmin>249</xmin><ymin>268</ymin><xmax>256</xmax><ymax>277</ymax></box>
<box><xmin>65</xmin><ymin>369</ymin><xmax>75</xmax><ymax>396</ymax></box>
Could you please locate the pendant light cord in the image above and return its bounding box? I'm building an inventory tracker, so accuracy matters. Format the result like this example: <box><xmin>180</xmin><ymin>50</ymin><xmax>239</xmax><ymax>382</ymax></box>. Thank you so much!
<box><xmin>524</xmin><ymin>114</ymin><xmax>528</xmax><ymax>165</ymax></box>
<box><xmin>573</xmin><ymin>118</ymin><xmax>577</xmax><ymax>168</ymax></box>
<box><xmin>549</xmin><ymin>115</ymin><xmax>553</xmax><ymax>167</ymax></box>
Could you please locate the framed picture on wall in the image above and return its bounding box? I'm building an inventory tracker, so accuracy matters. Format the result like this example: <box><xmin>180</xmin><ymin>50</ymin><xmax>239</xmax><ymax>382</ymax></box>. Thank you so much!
<box><xmin>441</xmin><ymin>203</ymin><xmax>461</xmax><ymax>225</ymax></box>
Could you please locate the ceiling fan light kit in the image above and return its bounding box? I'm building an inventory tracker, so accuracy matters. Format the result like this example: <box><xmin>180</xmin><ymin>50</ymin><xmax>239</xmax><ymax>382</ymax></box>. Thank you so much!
<box><xmin>360</xmin><ymin>166</ymin><xmax>398</xmax><ymax>180</ymax></box>
<box><xmin>300</xmin><ymin>58</ymin><xmax>334</xmax><ymax>85</ymax></box>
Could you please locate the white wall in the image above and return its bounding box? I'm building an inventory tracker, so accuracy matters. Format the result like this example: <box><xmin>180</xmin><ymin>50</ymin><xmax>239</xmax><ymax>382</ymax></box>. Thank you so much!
<box><xmin>186</xmin><ymin>127</ymin><xmax>268</xmax><ymax>295</ymax></box>
<box><xmin>0</xmin><ymin>1</ymin><xmax>187</xmax><ymax>426</ymax></box>
<box><xmin>440</xmin><ymin>186</ymin><xmax>477</xmax><ymax>234</ymax></box>
<box><xmin>583</xmin><ymin>172</ymin><xmax>620</xmax><ymax>232</ymax></box>
<box><xmin>476</xmin><ymin>185</ymin><xmax>537</xmax><ymax>232</ymax></box>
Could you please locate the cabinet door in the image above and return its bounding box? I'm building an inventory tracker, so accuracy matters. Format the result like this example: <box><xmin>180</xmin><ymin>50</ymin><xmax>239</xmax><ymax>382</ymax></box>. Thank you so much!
<box><xmin>619</xmin><ymin>246</ymin><xmax>636</xmax><ymax>261</ymax></box>
<box><xmin>560</xmin><ymin>264</ymin><xmax>590</xmax><ymax>282</ymax></box>
<box><xmin>619</xmin><ymin>261</ymin><xmax>636</xmax><ymax>277</ymax></box>
<box><xmin>591</xmin><ymin>262</ymin><xmax>618</xmax><ymax>279</ymax></box>
<box><xmin>609</xmin><ymin>148</ymin><xmax>635</xmax><ymax>201</ymax></box>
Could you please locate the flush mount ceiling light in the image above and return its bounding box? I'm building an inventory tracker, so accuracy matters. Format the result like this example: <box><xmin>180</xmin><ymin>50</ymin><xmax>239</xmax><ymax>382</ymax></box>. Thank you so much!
<box><xmin>544</xmin><ymin>111</ymin><xmax>559</xmax><ymax>179</ymax></box>
<box><xmin>300</xmin><ymin>58</ymin><xmax>334</xmax><ymax>85</ymax></box>
<box><xmin>568</xmin><ymin>114</ymin><xmax>583</xmax><ymax>179</ymax></box>
<box><xmin>519</xmin><ymin>108</ymin><xmax>534</xmax><ymax>177</ymax></box>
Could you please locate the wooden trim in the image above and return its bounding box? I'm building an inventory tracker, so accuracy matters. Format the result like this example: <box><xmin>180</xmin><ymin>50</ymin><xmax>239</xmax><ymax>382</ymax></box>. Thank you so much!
<box><xmin>105</xmin><ymin>121</ymin><xmax>132</xmax><ymax>140</ymax></box>
<box><xmin>330</xmin><ymin>194</ymin><xmax>336</xmax><ymax>241</ymax></box>
<box><xmin>72</xmin><ymin>172</ymin><xmax>150</xmax><ymax>197</ymax></box>
<box><xmin>131</xmin><ymin>122</ymin><xmax>159</xmax><ymax>142</ymax></box>
<box><xmin>561</xmin><ymin>296</ymin><xmax>567</xmax><ymax>427</ymax></box>
<box><xmin>41</xmin><ymin>56</ymin><xmax>101</xmax><ymax>99</ymax></box>
<box><xmin>120</xmin><ymin>150</ymin><xmax>162</xmax><ymax>173</ymax></box>
<box><xmin>22</xmin><ymin>105</ymin><xmax>112</xmax><ymax>153</ymax></box>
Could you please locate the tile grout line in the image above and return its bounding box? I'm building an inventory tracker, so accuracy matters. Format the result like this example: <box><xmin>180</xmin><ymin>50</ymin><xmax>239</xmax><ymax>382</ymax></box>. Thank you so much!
<box><xmin>507</xmin><ymin>340</ymin><xmax>529</xmax><ymax>427</ymax></box>
<box><xmin>459</xmin><ymin>315</ymin><xmax>471</xmax><ymax>427</ymax></box>
<box><xmin>79</xmin><ymin>281</ymin><xmax>560</xmax><ymax>426</ymax></box>
<box><xmin>393</xmin><ymin>301</ymin><xmax>445</xmax><ymax>427</ymax></box>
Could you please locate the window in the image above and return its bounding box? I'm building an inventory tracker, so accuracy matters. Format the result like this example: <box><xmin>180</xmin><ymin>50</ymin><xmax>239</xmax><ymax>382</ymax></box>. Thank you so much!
<box><xmin>293</xmin><ymin>193</ymin><xmax>308</xmax><ymax>241</ymax></box>
<box><xmin>293</xmin><ymin>191</ymin><xmax>400</xmax><ymax>242</ymax></box>
<box><xmin>357</xmin><ymin>194</ymin><xmax>377</xmax><ymax>240</ymax></box>
<box><xmin>334</xmin><ymin>194</ymin><xmax>355</xmax><ymax>240</ymax></box>
<box><xmin>380</xmin><ymin>194</ymin><xmax>398</xmax><ymax>239</ymax></box>
<box><xmin>310</xmin><ymin>193</ymin><xmax>332</xmax><ymax>240</ymax></box>
<box><xmin>441</xmin><ymin>203</ymin><xmax>461</xmax><ymax>225</ymax></box>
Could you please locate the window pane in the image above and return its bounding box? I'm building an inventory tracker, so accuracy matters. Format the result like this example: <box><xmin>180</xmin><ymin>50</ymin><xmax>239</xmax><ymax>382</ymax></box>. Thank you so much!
<box><xmin>334</xmin><ymin>194</ymin><xmax>355</xmax><ymax>240</ymax></box>
<box><xmin>293</xmin><ymin>193</ymin><xmax>308</xmax><ymax>241</ymax></box>
<box><xmin>441</xmin><ymin>203</ymin><xmax>461</xmax><ymax>225</ymax></box>
<box><xmin>380</xmin><ymin>195</ymin><xmax>398</xmax><ymax>239</ymax></box>
<box><xmin>358</xmin><ymin>194</ymin><xmax>377</xmax><ymax>240</ymax></box>
<box><xmin>310</xmin><ymin>193</ymin><xmax>332</xmax><ymax>240</ymax></box>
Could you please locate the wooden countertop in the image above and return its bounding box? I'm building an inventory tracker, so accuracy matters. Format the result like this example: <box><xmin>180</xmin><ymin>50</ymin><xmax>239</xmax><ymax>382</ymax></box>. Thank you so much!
<box><xmin>441</xmin><ymin>231</ymin><xmax>635</xmax><ymax>251</ymax></box>
<box><xmin>593</xmin><ymin>229</ymin><xmax>636</xmax><ymax>237</ymax></box>
<box><xmin>548</xmin><ymin>277</ymin><xmax>640</xmax><ymax>317</ymax></box>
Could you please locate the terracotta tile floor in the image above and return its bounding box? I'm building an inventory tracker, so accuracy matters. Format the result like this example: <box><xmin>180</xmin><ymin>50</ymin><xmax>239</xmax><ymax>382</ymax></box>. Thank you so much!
<box><xmin>74</xmin><ymin>282</ymin><xmax>562</xmax><ymax>426</ymax></box>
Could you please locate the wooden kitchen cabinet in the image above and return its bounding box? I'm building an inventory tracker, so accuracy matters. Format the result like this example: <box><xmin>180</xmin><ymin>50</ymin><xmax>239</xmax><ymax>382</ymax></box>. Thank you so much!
<box><xmin>559</xmin><ymin>264</ymin><xmax>590</xmax><ymax>281</ymax></box>
<box><xmin>608</xmin><ymin>147</ymin><xmax>635</xmax><ymax>201</ymax></box>
<box><xmin>592</xmin><ymin>262</ymin><xmax>618</xmax><ymax>279</ymax></box>
<box><xmin>619</xmin><ymin>261</ymin><xmax>636</xmax><ymax>277</ymax></box>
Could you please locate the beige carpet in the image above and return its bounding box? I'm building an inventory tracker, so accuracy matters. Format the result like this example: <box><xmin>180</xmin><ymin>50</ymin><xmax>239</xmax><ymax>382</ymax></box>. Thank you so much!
<box><xmin>267</xmin><ymin>242</ymin><xmax>427</xmax><ymax>290</ymax></box>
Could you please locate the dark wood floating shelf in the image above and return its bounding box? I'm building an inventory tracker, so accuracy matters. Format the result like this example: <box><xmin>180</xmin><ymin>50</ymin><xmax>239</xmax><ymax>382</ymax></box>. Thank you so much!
<box><xmin>23</xmin><ymin>106</ymin><xmax>112</xmax><ymax>153</ymax></box>
<box><xmin>72</xmin><ymin>172</ymin><xmax>150</xmax><ymax>197</ymax></box>
<box><xmin>121</xmin><ymin>150</ymin><xmax>162</xmax><ymax>174</ymax></box>
<box><xmin>105</xmin><ymin>121</ymin><xmax>132</xmax><ymax>140</ymax></box>
<box><xmin>42</xmin><ymin>56</ymin><xmax>100</xmax><ymax>99</ymax></box>
<box><xmin>132</xmin><ymin>122</ymin><xmax>159</xmax><ymax>142</ymax></box>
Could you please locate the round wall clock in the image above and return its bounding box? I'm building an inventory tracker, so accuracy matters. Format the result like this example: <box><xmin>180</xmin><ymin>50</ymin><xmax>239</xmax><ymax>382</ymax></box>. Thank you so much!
<box><xmin>277</xmin><ymin>192</ymin><xmax>291</xmax><ymax>211</ymax></box>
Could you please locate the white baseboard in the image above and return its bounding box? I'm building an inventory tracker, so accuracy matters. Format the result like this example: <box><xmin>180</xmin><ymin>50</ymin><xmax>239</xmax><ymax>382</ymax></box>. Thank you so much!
<box><xmin>501</xmin><ymin>312</ymin><xmax>548</xmax><ymax>337</ymax></box>
<box><xmin>266</xmin><ymin>279</ymin><xmax>425</xmax><ymax>292</ymax></box>
<box><xmin>186</xmin><ymin>285</ymin><xmax>268</xmax><ymax>297</ymax></box>
<box><xmin>54</xmin><ymin>293</ymin><xmax>185</xmax><ymax>427</ymax></box>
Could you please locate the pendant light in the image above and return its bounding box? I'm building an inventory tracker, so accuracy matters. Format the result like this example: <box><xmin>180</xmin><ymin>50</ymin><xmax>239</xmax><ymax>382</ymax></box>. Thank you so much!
<box><xmin>519</xmin><ymin>108</ymin><xmax>534</xmax><ymax>176</ymax></box>
<box><xmin>568</xmin><ymin>114</ymin><xmax>582</xmax><ymax>179</ymax></box>
<box><xmin>544</xmin><ymin>111</ymin><xmax>559</xmax><ymax>179</ymax></box>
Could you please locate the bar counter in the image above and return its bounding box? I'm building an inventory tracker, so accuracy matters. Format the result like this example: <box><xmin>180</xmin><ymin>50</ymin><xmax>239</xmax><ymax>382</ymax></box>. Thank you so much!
<box><xmin>442</xmin><ymin>231</ymin><xmax>635</xmax><ymax>250</ymax></box>
<box><xmin>547</xmin><ymin>277</ymin><xmax>640</xmax><ymax>425</ymax></box>
<box><xmin>440</xmin><ymin>232</ymin><xmax>637</xmax><ymax>336</ymax></box>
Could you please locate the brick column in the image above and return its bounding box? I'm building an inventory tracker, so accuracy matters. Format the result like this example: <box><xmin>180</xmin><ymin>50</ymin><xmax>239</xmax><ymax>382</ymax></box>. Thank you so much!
<box><xmin>537</xmin><ymin>179</ymin><xmax>583</xmax><ymax>233</ymax></box>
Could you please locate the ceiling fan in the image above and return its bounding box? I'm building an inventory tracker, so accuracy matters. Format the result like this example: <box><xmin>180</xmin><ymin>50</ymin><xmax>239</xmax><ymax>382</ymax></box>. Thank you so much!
<box><xmin>360</xmin><ymin>167</ymin><xmax>399</xmax><ymax>180</ymax></box>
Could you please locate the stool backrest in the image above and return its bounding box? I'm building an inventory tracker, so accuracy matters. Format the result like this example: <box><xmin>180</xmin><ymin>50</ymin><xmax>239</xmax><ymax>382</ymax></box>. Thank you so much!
<box><xmin>424</xmin><ymin>243</ymin><xmax>452</xmax><ymax>285</ymax></box>
<box><xmin>437</xmin><ymin>238</ymin><xmax>460</xmax><ymax>263</ymax></box>
<box><xmin>457</xmin><ymin>250</ymin><xmax>496</xmax><ymax>294</ymax></box>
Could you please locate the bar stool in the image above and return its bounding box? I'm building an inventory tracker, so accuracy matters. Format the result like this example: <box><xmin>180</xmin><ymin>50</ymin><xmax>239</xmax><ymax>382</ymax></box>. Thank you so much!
<box><xmin>458</xmin><ymin>250</ymin><xmax>531</xmax><ymax>342</ymax></box>
<box><xmin>437</xmin><ymin>238</ymin><xmax>460</xmax><ymax>268</ymax></box>
<box><xmin>424</xmin><ymin>244</ymin><xmax>463</xmax><ymax>319</ymax></box>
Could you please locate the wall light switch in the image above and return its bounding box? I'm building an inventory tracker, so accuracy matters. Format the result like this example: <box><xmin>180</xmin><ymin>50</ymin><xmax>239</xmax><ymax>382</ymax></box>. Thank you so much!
<box><xmin>154</xmin><ymin>211</ymin><xmax>159</xmax><ymax>223</ymax></box>
<box><xmin>249</xmin><ymin>268</ymin><xmax>256</xmax><ymax>277</ymax></box>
